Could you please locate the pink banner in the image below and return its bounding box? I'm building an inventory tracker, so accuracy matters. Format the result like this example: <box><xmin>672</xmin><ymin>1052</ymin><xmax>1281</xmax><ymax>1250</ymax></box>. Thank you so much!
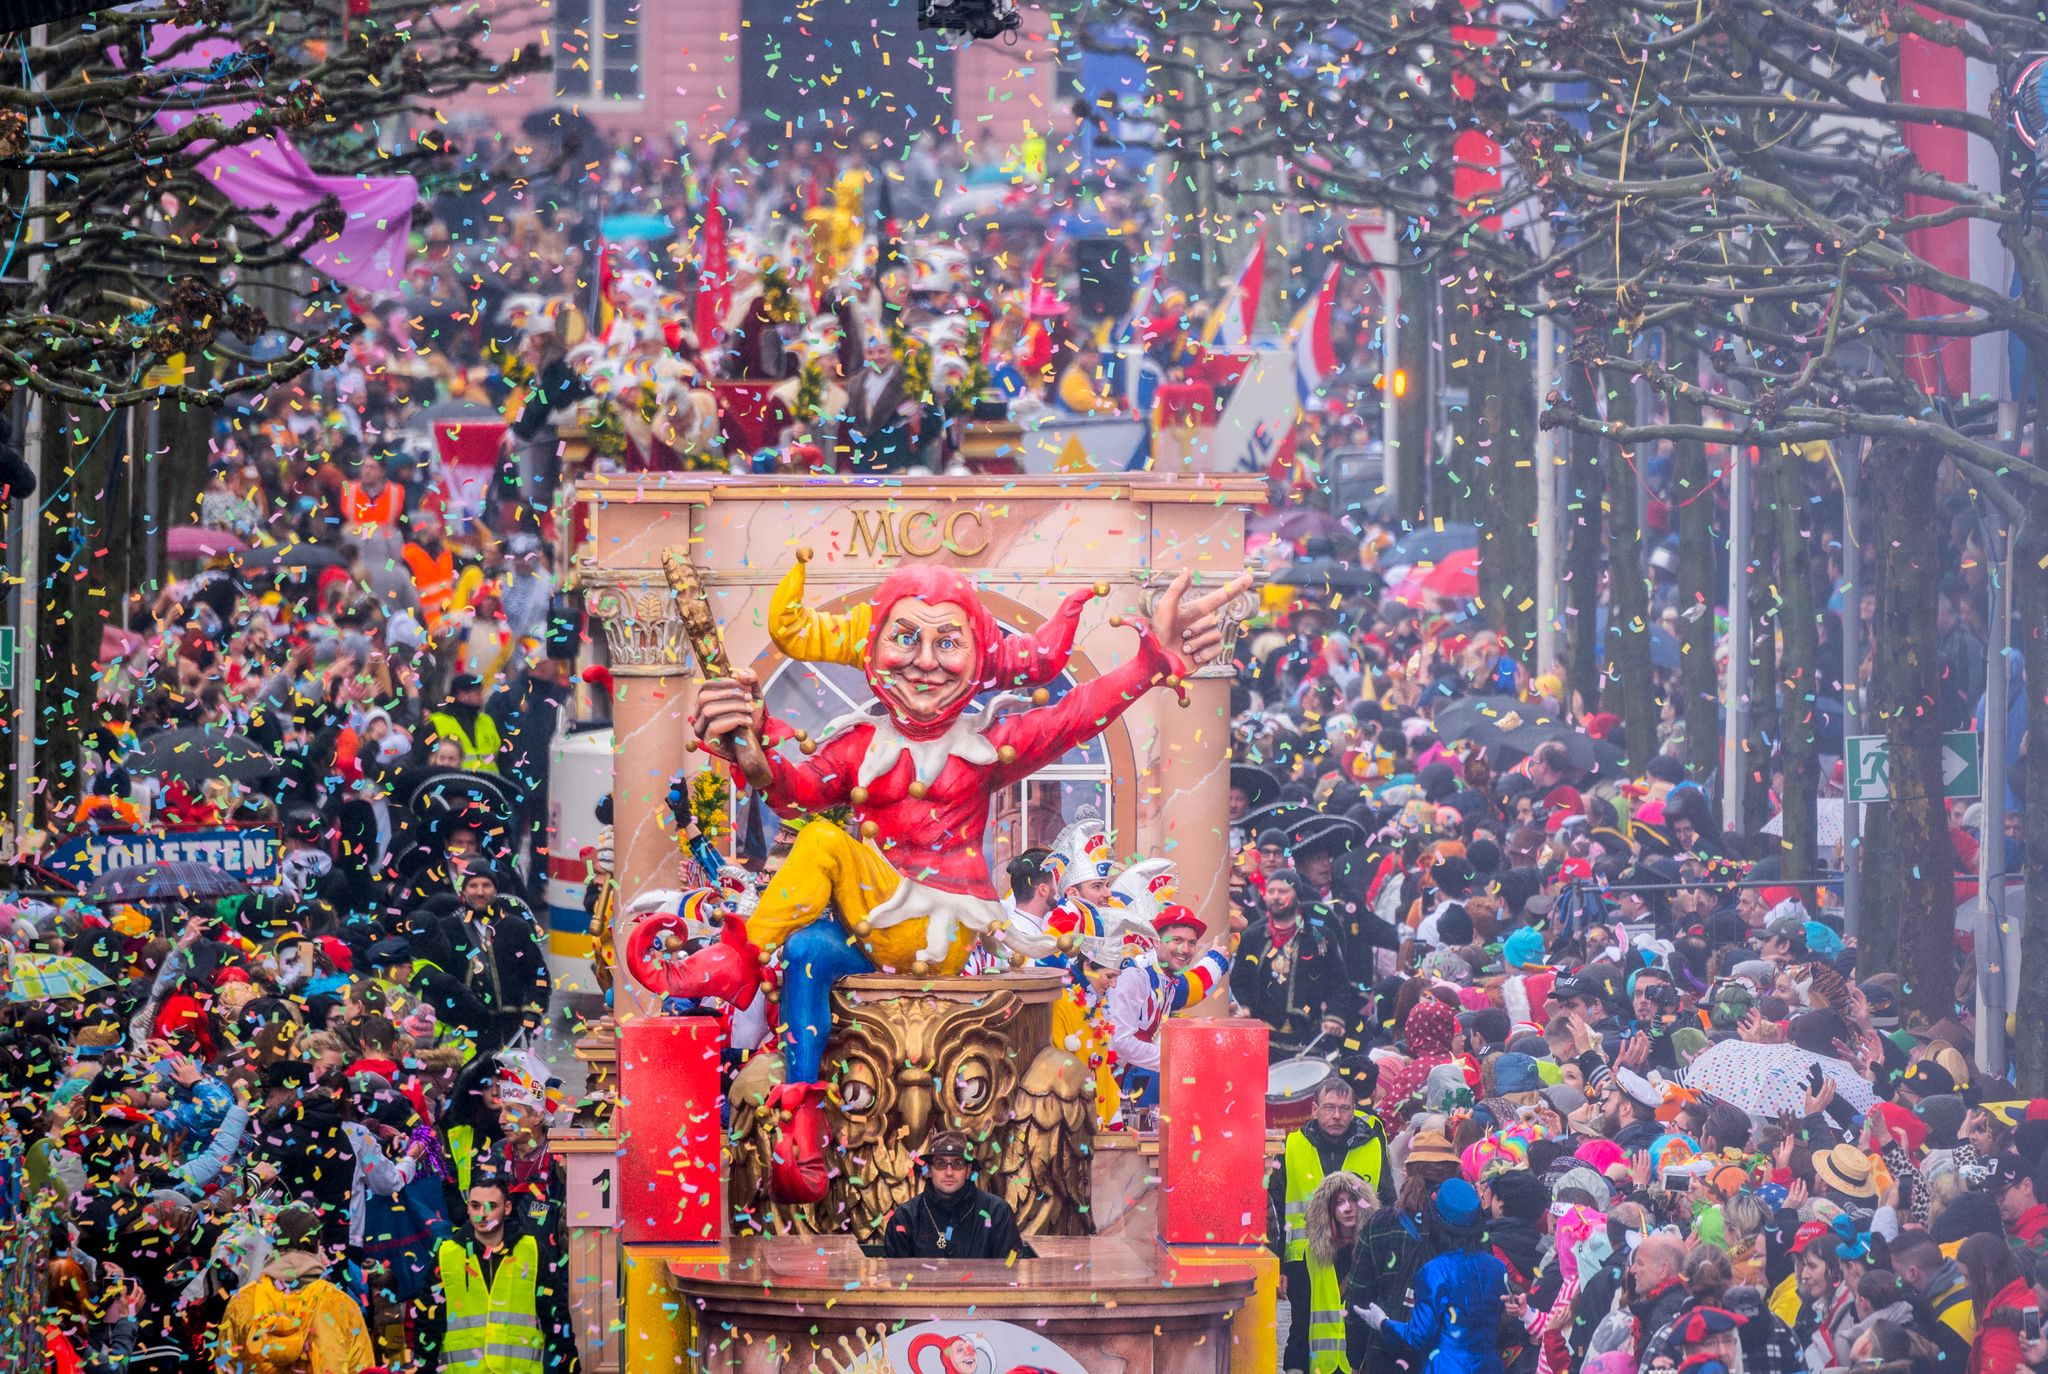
<box><xmin>146</xmin><ymin>28</ymin><xmax>417</xmax><ymax>292</ymax></box>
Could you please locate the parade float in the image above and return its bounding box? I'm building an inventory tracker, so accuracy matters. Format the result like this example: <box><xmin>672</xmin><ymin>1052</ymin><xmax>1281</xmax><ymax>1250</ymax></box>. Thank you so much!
<box><xmin>556</xmin><ymin>473</ymin><xmax>1277</xmax><ymax>1374</ymax></box>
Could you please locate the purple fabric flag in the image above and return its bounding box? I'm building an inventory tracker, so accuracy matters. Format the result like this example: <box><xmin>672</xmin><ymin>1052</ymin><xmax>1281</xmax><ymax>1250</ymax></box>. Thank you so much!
<box><xmin>146</xmin><ymin>28</ymin><xmax>418</xmax><ymax>292</ymax></box>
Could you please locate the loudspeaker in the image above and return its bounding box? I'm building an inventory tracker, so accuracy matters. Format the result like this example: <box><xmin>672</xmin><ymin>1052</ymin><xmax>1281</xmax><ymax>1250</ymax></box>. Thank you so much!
<box><xmin>1074</xmin><ymin>237</ymin><xmax>1135</xmax><ymax>320</ymax></box>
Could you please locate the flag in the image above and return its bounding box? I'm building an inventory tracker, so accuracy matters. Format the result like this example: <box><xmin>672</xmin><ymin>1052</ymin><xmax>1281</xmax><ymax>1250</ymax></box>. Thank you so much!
<box><xmin>1899</xmin><ymin>10</ymin><xmax>2010</xmax><ymax>401</ymax></box>
<box><xmin>1290</xmin><ymin>261</ymin><xmax>1342</xmax><ymax>398</ymax></box>
<box><xmin>597</xmin><ymin>243</ymin><xmax>619</xmax><ymax>341</ymax></box>
<box><xmin>1205</xmin><ymin>231</ymin><xmax>1266</xmax><ymax>348</ymax></box>
<box><xmin>696</xmin><ymin>183</ymin><xmax>729</xmax><ymax>348</ymax></box>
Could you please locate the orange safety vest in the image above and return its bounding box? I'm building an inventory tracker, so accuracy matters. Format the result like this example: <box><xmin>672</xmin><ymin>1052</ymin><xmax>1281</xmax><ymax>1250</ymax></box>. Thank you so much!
<box><xmin>402</xmin><ymin>542</ymin><xmax>456</xmax><ymax>627</ymax></box>
<box><xmin>341</xmin><ymin>480</ymin><xmax>404</xmax><ymax>537</ymax></box>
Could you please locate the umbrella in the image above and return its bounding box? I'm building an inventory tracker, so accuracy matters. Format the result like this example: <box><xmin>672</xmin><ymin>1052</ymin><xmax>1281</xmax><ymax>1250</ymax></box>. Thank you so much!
<box><xmin>1762</xmin><ymin>798</ymin><xmax>1846</xmax><ymax>848</ymax></box>
<box><xmin>1419</xmin><ymin>549</ymin><xmax>1480</xmax><ymax>599</ymax></box>
<box><xmin>1382</xmin><ymin>523</ymin><xmax>1477</xmax><ymax>569</ymax></box>
<box><xmin>1252</xmin><ymin>508</ymin><xmax>1356</xmax><ymax>546</ymax></box>
<box><xmin>167</xmin><ymin>526</ymin><xmax>247</xmax><ymax>559</ymax></box>
<box><xmin>1680</xmin><ymin>1039</ymin><xmax>1879</xmax><ymax>1118</ymax></box>
<box><xmin>87</xmin><ymin>862</ymin><xmax>251</xmax><ymax>902</ymax></box>
<box><xmin>1274</xmin><ymin>560</ymin><xmax>1378</xmax><ymax>599</ymax></box>
<box><xmin>8</xmin><ymin>953</ymin><xmax>112</xmax><ymax>1003</ymax></box>
<box><xmin>1433</xmin><ymin>695</ymin><xmax>1560</xmax><ymax>742</ymax></box>
<box><xmin>127</xmin><ymin>728</ymin><xmax>280</xmax><ymax>784</ymax></box>
<box><xmin>239</xmin><ymin>541</ymin><xmax>346</xmax><ymax>573</ymax></box>
<box><xmin>1492</xmin><ymin>722</ymin><xmax>1629</xmax><ymax>775</ymax></box>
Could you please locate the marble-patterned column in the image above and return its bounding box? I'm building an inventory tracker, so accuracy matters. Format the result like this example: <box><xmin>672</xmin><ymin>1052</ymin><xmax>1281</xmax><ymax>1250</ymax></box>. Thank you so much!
<box><xmin>583</xmin><ymin>571</ymin><xmax>696</xmax><ymax>933</ymax></box>
<box><xmin>1145</xmin><ymin>582</ymin><xmax>1258</xmax><ymax>1013</ymax></box>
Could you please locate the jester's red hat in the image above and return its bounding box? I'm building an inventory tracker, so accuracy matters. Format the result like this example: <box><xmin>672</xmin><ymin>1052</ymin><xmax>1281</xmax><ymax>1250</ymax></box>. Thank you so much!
<box><xmin>767</xmin><ymin>550</ymin><xmax>1103</xmax><ymax>740</ymax></box>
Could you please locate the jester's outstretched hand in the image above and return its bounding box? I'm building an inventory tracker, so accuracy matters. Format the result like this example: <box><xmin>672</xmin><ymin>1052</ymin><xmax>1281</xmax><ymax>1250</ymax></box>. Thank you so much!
<box><xmin>674</xmin><ymin>557</ymin><xmax>1249</xmax><ymax>1202</ymax></box>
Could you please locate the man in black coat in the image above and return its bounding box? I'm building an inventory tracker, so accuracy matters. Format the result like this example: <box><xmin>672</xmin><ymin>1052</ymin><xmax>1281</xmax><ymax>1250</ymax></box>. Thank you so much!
<box><xmin>880</xmin><ymin>1132</ymin><xmax>1034</xmax><ymax>1262</ymax></box>
<box><xmin>1235</xmin><ymin>868</ymin><xmax>1357</xmax><ymax>1056</ymax></box>
<box><xmin>434</xmin><ymin>865</ymin><xmax>550</xmax><ymax>1052</ymax></box>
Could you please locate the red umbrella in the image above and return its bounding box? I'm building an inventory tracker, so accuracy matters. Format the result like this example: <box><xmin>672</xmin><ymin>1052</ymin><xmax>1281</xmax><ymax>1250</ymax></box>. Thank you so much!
<box><xmin>167</xmin><ymin>525</ymin><xmax>247</xmax><ymax>558</ymax></box>
<box><xmin>1419</xmin><ymin>548</ymin><xmax>1480</xmax><ymax>599</ymax></box>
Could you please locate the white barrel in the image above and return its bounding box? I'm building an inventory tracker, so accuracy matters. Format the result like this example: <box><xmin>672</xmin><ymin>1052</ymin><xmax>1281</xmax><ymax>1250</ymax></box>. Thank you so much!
<box><xmin>546</xmin><ymin>725</ymin><xmax>614</xmax><ymax>961</ymax></box>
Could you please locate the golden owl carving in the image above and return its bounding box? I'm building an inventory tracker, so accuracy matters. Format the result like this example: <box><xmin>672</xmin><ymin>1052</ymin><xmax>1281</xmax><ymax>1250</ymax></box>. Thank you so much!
<box><xmin>724</xmin><ymin>977</ymin><xmax>1093</xmax><ymax>1243</ymax></box>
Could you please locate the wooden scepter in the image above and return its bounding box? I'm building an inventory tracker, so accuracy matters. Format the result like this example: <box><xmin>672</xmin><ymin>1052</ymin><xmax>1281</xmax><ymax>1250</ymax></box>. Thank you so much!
<box><xmin>662</xmin><ymin>548</ymin><xmax>774</xmax><ymax>789</ymax></box>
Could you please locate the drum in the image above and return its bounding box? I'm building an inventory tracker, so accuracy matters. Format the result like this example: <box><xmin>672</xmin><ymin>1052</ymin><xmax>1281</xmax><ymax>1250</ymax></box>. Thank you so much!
<box><xmin>1266</xmin><ymin>1057</ymin><xmax>1335</xmax><ymax>1131</ymax></box>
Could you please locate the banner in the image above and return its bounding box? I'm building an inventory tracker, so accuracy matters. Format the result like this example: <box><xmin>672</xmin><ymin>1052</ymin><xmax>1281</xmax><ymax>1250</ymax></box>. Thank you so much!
<box><xmin>43</xmin><ymin>826</ymin><xmax>283</xmax><ymax>886</ymax></box>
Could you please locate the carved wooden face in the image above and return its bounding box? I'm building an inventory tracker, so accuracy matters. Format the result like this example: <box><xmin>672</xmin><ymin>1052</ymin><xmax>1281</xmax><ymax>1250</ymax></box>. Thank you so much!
<box><xmin>828</xmin><ymin>989</ymin><xmax>1019</xmax><ymax>1196</ymax></box>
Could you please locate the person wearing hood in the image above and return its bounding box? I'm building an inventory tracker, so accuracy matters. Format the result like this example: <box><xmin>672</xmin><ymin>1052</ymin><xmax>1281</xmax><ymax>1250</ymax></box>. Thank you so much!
<box><xmin>427</xmin><ymin>674</ymin><xmax>502</xmax><ymax>774</ymax></box>
<box><xmin>879</xmin><ymin>1131</ymin><xmax>1034</xmax><ymax>1262</ymax></box>
<box><xmin>1889</xmin><ymin>1228</ymin><xmax>1974</xmax><ymax>1363</ymax></box>
<box><xmin>215</xmin><ymin>1203</ymin><xmax>374</xmax><ymax>1374</ymax></box>
<box><xmin>1361</xmin><ymin>1178</ymin><xmax>1511</xmax><ymax>1374</ymax></box>
<box><xmin>1478</xmin><ymin>1168</ymin><xmax>1548</xmax><ymax>1292</ymax></box>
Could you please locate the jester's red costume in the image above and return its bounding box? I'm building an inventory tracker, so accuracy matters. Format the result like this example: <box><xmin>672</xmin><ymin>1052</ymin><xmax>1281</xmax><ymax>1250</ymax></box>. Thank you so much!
<box><xmin>661</xmin><ymin>558</ymin><xmax>1192</xmax><ymax>1200</ymax></box>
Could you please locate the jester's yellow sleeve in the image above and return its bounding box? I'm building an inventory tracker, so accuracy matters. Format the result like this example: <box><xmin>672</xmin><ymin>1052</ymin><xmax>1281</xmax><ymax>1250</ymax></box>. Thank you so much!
<box><xmin>768</xmin><ymin>554</ymin><xmax>870</xmax><ymax>667</ymax></box>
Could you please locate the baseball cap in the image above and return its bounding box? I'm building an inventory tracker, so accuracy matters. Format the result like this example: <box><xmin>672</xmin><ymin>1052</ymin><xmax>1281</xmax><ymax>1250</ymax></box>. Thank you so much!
<box><xmin>1763</xmin><ymin>913</ymin><xmax>1805</xmax><ymax>942</ymax></box>
<box><xmin>923</xmin><ymin>1130</ymin><xmax>972</xmax><ymax>1162</ymax></box>
<box><xmin>1988</xmin><ymin>1152</ymin><xmax>2034</xmax><ymax>1194</ymax></box>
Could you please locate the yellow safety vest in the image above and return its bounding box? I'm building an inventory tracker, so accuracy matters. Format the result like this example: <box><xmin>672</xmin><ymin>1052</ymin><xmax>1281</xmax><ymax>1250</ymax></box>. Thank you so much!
<box><xmin>448</xmin><ymin>1123</ymin><xmax>476</xmax><ymax>1197</ymax></box>
<box><xmin>1283</xmin><ymin>1131</ymin><xmax>1384</xmax><ymax>1263</ymax></box>
<box><xmin>429</xmin><ymin>708</ymin><xmax>502</xmax><ymax>773</ymax></box>
<box><xmin>437</xmin><ymin>1234</ymin><xmax>544</xmax><ymax>1374</ymax></box>
<box><xmin>1308</xmin><ymin>1255</ymin><xmax>1352</xmax><ymax>1373</ymax></box>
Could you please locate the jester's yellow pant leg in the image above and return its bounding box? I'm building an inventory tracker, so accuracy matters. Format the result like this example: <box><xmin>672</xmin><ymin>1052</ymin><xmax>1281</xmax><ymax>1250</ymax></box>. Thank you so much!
<box><xmin>747</xmin><ymin>820</ymin><xmax>903</xmax><ymax>952</ymax></box>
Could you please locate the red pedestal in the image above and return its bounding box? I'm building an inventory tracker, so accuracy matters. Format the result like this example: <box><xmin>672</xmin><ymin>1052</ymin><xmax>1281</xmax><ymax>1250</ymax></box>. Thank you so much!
<box><xmin>1158</xmin><ymin>1017</ymin><xmax>1269</xmax><ymax>1246</ymax></box>
<box><xmin>617</xmin><ymin>1015</ymin><xmax>725</xmax><ymax>1245</ymax></box>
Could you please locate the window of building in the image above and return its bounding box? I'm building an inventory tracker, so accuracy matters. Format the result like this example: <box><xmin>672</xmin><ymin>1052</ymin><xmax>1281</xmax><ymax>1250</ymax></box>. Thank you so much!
<box><xmin>555</xmin><ymin>0</ymin><xmax>643</xmax><ymax>100</ymax></box>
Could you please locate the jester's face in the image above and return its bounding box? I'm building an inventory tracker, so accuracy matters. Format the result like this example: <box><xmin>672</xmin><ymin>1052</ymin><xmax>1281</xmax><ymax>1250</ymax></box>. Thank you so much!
<box><xmin>869</xmin><ymin>598</ymin><xmax>979</xmax><ymax>724</ymax></box>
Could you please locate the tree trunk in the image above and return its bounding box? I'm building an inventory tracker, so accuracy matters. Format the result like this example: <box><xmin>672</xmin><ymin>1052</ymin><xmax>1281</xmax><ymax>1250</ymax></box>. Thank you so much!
<box><xmin>1473</xmin><ymin>340</ymin><xmax>1538</xmax><ymax>659</ymax></box>
<box><xmin>1600</xmin><ymin>363</ymin><xmax>1656</xmax><ymax>771</ymax></box>
<box><xmin>1866</xmin><ymin>440</ymin><xmax>1959</xmax><ymax>1023</ymax></box>
<box><xmin>1564</xmin><ymin>425</ymin><xmax>1602</xmax><ymax>710</ymax></box>
<box><xmin>1772</xmin><ymin>446</ymin><xmax>1820</xmax><ymax>878</ymax></box>
<box><xmin>1666</xmin><ymin>335</ymin><xmax>1723</xmax><ymax>794</ymax></box>
<box><xmin>1393</xmin><ymin>269</ymin><xmax>1431</xmax><ymax>526</ymax></box>
<box><xmin>1744</xmin><ymin>464</ymin><xmax>1778</xmax><ymax>834</ymax></box>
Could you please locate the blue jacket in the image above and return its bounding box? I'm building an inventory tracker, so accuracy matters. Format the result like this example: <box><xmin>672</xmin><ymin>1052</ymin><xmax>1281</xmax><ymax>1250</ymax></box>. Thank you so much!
<box><xmin>1382</xmin><ymin>1248</ymin><xmax>1509</xmax><ymax>1374</ymax></box>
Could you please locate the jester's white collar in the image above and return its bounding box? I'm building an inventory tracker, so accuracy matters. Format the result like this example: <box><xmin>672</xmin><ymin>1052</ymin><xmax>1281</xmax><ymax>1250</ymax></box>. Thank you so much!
<box><xmin>819</xmin><ymin>693</ymin><xmax>1032</xmax><ymax>788</ymax></box>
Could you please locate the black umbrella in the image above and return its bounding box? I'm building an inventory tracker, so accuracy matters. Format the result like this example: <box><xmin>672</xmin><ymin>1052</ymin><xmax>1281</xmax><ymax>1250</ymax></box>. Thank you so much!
<box><xmin>239</xmin><ymin>541</ymin><xmax>346</xmax><ymax>573</ymax></box>
<box><xmin>88</xmin><ymin>862</ymin><xmax>251</xmax><ymax>901</ymax></box>
<box><xmin>1493</xmin><ymin>721</ymin><xmax>1628</xmax><ymax>774</ymax></box>
<box><xmin>1431</xmin><ymin>694</ymin><xmax>1560</xmax><ymax>743</ymax></box>
<box><xmin>1274</xmin><ymin>560</ymin><xmax>1378</xmax><ymax>599</ymax></box>
<box><xmin>127</xmin><ymin>728</ymin><xmax>280</xmax><ymax>784</ymax></box>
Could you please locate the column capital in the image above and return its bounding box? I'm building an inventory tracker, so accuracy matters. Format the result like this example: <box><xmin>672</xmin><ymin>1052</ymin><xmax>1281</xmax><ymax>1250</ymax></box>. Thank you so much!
<box><xmin>581</xmin><ymin>568</ymin><xmax>693</xmax><ymax>677</ymax></box>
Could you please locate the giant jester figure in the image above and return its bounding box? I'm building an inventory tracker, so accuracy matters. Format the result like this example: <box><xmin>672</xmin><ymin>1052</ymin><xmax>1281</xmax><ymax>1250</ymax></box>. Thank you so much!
<box><xmin>660</xmin><ymin>551</ymin><xmax>1248</xmax><ymax>1201</ymax></box>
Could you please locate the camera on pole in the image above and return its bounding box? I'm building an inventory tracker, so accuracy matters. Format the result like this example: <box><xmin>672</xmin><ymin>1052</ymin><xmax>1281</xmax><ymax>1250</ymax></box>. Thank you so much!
<box><xmin>916</xmin><ymin>0</ymin><xmax>1019</xmax><ymax>43</ymax></box>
